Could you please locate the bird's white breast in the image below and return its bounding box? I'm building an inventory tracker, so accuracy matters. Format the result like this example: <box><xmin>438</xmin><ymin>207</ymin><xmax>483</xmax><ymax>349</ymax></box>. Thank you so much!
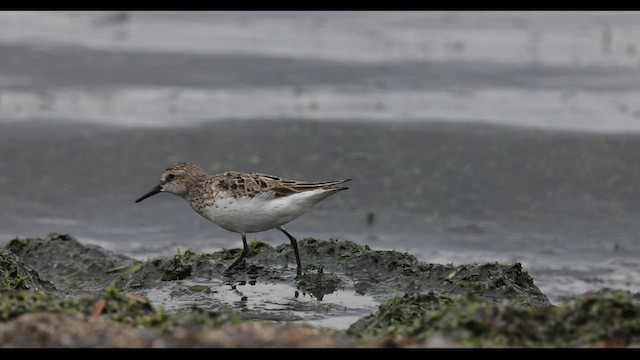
<box><xmin>193</xmin><ymin>189</ymin><xmax>333</xmax><ymax>234</ymax></box>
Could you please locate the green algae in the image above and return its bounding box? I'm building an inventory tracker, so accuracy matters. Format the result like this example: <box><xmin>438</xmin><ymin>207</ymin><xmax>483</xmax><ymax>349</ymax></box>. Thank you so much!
<box><xmin>296</xmin><ymin>267</ymin><xmax>344</xmax><ymax>301</ymax></box>
<box><xmin>350</xmin><ymin>289</ymin><xmax>640</xmax><ymax>347</ymax></box>
<box><xmin>160</xmin><ymin>248</ymin><xmax>194</xmax><ymax>281</ymax></box>
<box><xmin>76</xmin><ymin>285</ymin><xmax>238</xmax><ymax>332</ymax></box>
<box><xmin>0</xmin><ymin>290</ymin><xmax>63</xmax><ymax>321</ymax></box>
<box><xmin>0</xmin><ymin>285</ymin><xmax>238</xmax><ymax>332</ymax></box>
<box><xmin>348</xmin><ymin>292</ymin><xmax>454</xmax><ymax>339</ymax></box>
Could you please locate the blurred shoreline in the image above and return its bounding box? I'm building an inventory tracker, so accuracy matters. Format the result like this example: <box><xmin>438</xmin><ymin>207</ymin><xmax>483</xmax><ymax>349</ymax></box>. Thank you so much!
<box><xmin>3</xmin><ymin>11</ymin><xmax>640</xmax><ymax>132</ymax></box>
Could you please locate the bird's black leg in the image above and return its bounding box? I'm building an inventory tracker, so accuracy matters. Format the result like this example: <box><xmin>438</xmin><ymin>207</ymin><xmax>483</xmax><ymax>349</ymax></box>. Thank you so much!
<box><xmin>278</xmin><ymin>226</ymin><xmax>302</xmax><ymax>276</ymax></box>
<box><xmin>224</xmin><ymin>233</ymin><xmax>249</xmax><ymax>274</ymax></box>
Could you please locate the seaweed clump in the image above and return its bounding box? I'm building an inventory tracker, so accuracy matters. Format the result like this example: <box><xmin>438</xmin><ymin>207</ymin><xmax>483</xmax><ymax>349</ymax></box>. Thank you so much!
<box><xmin>350</xmin><ymin>289</ymin><xmax>640</xmax><ymax>347</ymax></box>
<box><xmin>0</xmin><ymin>284</ymin><xmax>237</xmax><ymax>332</ymax></box>
<box><xmin>296</xmin><ymin>267</ymin><xmax>344</xmax><ymax>300</ymax></box>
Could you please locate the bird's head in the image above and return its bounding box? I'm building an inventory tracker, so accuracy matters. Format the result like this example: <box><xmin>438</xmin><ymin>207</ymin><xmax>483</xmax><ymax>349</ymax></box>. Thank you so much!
<box><xmin>135</xmin><ymin>162</ymin><xmax>208</xmax><ymax>202</ymax></box>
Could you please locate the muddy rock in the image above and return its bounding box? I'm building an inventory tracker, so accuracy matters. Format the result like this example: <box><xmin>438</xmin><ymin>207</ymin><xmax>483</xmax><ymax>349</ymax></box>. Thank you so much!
<box><xmin>0</xmin><ymin>310</ymin><xmax>347</xmax><ymax>348</ymax></box>
<box><xmin>110</xmin><ymin>237</ymin><xmax>549</xmax><ymax>323</ymax></box>
<box><xmin>275</xmin><ymin>239</ymin><xmax>549</xmax><ymax>307</ymax></box>
<box><xmin>2</xmin><ymin>234</ymin><xmax>549</xmax><ymax>327</ymax></box>
<box><xmin>296</xmin><ymin>267</ymin><xmax>344</xmax><ymax>301</ymax></box>
<box><xmin>0</xmin><ymin>248</ymin><xmax>54</xmax><ymax>292</ymax></box>
<box><xmin>5</xmin><ymin>234</ymin><xmax>138</xmax><ymax>297</ymax></box>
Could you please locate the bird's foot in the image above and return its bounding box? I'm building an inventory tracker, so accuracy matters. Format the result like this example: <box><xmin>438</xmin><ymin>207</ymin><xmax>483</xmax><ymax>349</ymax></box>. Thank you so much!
<box><xmin>223</xmin><ymin>262</ymin><xmax>243</xmax><ymax>275</ymax></box>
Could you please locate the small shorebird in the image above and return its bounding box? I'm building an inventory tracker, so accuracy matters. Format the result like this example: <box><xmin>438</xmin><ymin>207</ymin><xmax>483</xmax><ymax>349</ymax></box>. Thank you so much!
<box><xmin>135</xmin><ymin>162</ymin><xmax>350</xmax><ymax>275</ymax></box>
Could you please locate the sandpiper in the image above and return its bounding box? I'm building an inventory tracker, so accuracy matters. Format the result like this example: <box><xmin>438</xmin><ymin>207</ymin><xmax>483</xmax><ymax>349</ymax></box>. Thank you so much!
<box><xmin>135</xmin><ymin>162</ymin><xmax>350</xmax><ymax>275</ymax></box>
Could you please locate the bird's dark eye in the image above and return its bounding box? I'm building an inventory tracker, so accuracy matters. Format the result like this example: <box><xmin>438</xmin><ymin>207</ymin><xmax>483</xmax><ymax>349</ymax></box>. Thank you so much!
<box><xmin>167</xmin><ymin>174</ymin><xmax>175</xmax><ymax>180</ymax></box>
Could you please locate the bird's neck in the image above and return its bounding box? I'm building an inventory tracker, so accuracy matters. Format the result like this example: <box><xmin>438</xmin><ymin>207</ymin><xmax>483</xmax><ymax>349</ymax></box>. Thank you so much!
<box><xmin>182</xmin><ymin>173</ymin><xmax>208</xmax><ymax>199</ymax></box>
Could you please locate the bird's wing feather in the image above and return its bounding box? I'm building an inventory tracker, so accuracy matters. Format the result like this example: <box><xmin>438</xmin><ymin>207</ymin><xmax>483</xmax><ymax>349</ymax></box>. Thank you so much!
<box><xmin>212</xmin><ymin>172</ymin><xmax>351</xmax><ymax>198</ymax></box>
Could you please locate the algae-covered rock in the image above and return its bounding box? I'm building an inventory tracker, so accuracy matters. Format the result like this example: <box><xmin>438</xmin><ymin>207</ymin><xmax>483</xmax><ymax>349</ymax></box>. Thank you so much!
<box><xmin>3</xmin><ymin>233</ymin><xmax>640</xmax><ymax>347</ymax></box>
<box><xmin>283</xmin><ymin>239</ymin><xmax>550</xmax><ymax>307</ymax></box>
<box><xmin>348</xmin><ymin>291</ymin><xmax>453</xmax><ymax>338</ymax></box>
<box><xmin>0</xmin><ymin>288</ymin><xmax>155</xmax><ymax>325</ymax></box>
<box><xmin>114</xmin><ymin>238</ymin><xmax>548</xmax><ymax>310</ymax></box>
<box><xmin>5</xmin><ymin>234</ymin><xmax>138</xmax><ymax>297</ymax></box>
<box><xmin>2</xmin><ymin>234</ymin><xmax>549</xmax><ymax>332</ymax></box>
<box><xmin>350</xmin><ymin>289</ymin><xmax>640</xmax><ymax>347</ymax></box>
<box><xmin>0</xmin><ymin>248</ymin><xmax>54</xmax><ymax>292</ymax></box>
<box><xmin>296</xmin><ymin>267</ymin><xmax>344</xmax><ymax>301</ymax></box>
<box><xmin>0</xmin><ymin>286</ymin><xmax>349</xmax><ymax>348</ymax></box>
<box><xmin>116</xmin><ymin>249</ymin><xmax>221</xmax><ymax>290</ymax></box>
<box><xmin>0</xmin><ymin>286</ymin><xmax>235</xmax><ymax>331</ymax></box>
<box><xmin>4</xmin><ymin>234</ymin><xmax>548</xmax><ymax>307</ymax></box>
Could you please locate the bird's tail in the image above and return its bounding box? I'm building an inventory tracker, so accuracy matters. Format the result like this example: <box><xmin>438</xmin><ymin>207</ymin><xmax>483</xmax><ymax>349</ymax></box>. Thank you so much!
<box><xmin>290</xmin><ymin>178</ymin><xmax>352</xmax><ymax>192</ymax></box>
<box><xmin>327</xmin><ymin>185</ymin><xmax>349</xmax><ymax>193</ymax></box>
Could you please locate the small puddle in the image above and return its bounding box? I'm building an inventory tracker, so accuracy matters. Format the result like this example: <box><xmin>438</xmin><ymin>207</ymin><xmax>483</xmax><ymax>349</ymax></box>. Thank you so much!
<box><xmin>143</xmin><ymin>276</ymin><xmax>379</xmax><ymax>330</ymax></box>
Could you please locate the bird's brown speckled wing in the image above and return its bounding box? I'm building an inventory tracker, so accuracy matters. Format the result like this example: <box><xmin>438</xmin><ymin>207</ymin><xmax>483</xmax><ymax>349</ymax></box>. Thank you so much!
<box><xmin>212</xmin><ymin>171</ymin><xmax>351</xmax><ymax>198</ymax></box>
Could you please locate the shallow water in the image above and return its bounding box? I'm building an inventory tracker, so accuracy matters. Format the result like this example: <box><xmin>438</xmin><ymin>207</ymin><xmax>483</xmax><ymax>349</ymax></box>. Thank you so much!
<box><xmin>141</xmin><ymin>273</ymin><xmax>378</xmax><ymax>330</ymax></box>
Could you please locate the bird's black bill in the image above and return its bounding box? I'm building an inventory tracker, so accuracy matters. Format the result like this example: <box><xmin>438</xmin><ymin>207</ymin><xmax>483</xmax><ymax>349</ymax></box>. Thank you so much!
<box><xmin>135</xmin><ymin>184</ymin><xmax>162</xmax><ymax>203</ymax></box>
